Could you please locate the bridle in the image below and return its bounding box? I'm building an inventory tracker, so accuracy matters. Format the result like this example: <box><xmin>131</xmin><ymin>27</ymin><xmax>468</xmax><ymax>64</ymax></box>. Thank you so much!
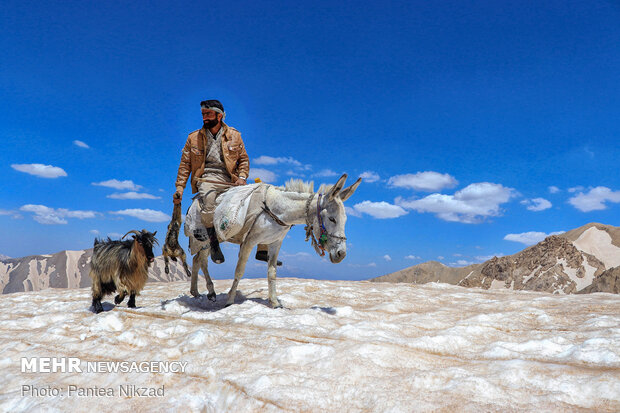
<box><xmin>304</xmin><ymin>193</ymin><xmax>347</xmax><ymax>257</ymax></box>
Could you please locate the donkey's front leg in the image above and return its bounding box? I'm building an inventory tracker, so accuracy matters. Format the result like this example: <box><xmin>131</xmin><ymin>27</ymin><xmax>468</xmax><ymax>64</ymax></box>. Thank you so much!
<box><xmin>225</xmin><ymin>242</ymin><xmax>253</xmax><ymax>307</ymax></box>
<box><xmin>267</xmin><ymin>242</ymin><xmax>283</xmax><ymax>308</ymax></box>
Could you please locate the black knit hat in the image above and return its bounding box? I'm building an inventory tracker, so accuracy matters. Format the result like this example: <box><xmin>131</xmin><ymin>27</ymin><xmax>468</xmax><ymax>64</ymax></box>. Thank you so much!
<box><xmin>200</xmin><ymin>99</ymin><xmax>224</xmax><ymax>113</ymax></box>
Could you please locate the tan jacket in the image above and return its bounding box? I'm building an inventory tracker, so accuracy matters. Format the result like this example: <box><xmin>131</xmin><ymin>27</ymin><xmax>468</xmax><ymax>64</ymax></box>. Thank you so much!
<box><xmin>175</xmin><ymin>123</ymin><xmax>250</xmax><ymax>194</ymax></box>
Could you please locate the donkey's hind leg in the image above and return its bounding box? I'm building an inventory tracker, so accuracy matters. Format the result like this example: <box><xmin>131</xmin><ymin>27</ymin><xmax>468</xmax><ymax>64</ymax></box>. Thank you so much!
<box><xmin>190</xmin><ymin>250</ymin><xmax>204</xmax><ymax>298</ymax></box>
<box><xmin>267</xmin><ymin>242</ymin><xmax>284</xmax><ymax>308</ymax></box>
<box><xmin>200</xmin><ymin>251</ymin><xmax>216</xmax><ymax>302</ymax></box>
<box><xmin>225</xmin><ymin>242</ymin><xmax>253</xmax><ymax>307</ymax></box>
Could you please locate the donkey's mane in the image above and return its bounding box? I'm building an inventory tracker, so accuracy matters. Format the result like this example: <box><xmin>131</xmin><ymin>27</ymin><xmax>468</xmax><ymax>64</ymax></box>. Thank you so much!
<box><xmin>280</xmin><ymin>179</ymin><xmax>334</xmax><ymax>195</ymax></box>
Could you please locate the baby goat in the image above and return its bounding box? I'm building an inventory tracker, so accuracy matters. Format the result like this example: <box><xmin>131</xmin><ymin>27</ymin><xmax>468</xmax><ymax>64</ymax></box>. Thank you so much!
<box><xmin>90</xmin><ymin>229</ymin><xmax>158</xmax><ymax>314</ymax></box>
<box><xmin>162</xmin><ymin>196</ymin><xmax>191</xmax><ymax>278</ymax></box>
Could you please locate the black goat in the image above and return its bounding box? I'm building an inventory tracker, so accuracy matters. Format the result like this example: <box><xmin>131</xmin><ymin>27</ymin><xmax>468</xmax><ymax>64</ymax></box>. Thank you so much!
<box><xmin>162</xmin><ymin>197</ymin><xmax>191</xmax><ymax>277</ymax></box>
<box><xmin>90</xmin><ymin>229</ymin><xmax>158</xmax><ymax>314</ymax></box>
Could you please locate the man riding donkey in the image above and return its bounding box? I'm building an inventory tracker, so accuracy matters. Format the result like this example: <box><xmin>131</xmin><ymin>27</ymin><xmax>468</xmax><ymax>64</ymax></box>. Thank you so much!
<box><xmin>173</xmin><ymin>99</ymin><xmax>279</xmax><ymax>265</ymax></box>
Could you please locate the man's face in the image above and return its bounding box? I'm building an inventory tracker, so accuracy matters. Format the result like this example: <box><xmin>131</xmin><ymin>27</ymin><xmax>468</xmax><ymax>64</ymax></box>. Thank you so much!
<box><xmin>202</xmin><ymin>109</ymin><xmax>221</xmax><ymax>128</ymax></box>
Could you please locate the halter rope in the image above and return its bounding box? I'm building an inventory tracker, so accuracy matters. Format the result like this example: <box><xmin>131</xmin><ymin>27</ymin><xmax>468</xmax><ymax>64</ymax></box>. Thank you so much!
<box><xmin>304</xmin><ymin>193</ymin><xmax>347</xmax><ymax>257</ymax></box>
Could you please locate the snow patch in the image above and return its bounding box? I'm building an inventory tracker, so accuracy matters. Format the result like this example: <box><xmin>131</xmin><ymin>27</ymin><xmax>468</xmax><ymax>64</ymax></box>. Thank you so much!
<box><xmin>573</xmin><ymin>227</ymin><xmax>620</xmax><ymax>269</ymax></box>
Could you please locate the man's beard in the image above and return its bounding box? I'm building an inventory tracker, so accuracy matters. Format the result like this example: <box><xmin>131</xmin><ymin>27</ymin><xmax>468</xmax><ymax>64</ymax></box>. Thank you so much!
<box><xmin>203</xmin><ymin>118</ymin><xmax>219</xmax><ymax>129</ymax></box>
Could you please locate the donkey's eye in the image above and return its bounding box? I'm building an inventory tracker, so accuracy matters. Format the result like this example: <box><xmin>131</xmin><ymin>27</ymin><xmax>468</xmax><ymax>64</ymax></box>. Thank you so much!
<box><xmin>329</xmin><ymin>217</ymin><xmax>336</xmax><ymax>223</ymax></box>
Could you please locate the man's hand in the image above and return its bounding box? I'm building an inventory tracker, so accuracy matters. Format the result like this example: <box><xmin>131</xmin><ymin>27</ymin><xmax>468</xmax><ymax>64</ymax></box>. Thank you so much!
<box><xmin>173</xmin><ymin>190</ymin><xmax>182</xmax><ymax>204</ymax></box>
<box><xmin>235</xmin><ymin>177</ymin><xmax>247</xmax><ymax>186</ymax></box>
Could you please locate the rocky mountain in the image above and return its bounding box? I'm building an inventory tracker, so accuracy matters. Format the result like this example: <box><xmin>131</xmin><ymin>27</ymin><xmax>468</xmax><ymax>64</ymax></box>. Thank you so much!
<box><xmin>370</xmin><ymin>260</ymin><xmax>480</xmax><ymax>285</ymax></box>
<box><xmin>0</xmin><ymin>248</ymin><xmax>190</xmax><ymax>294</ymax></box>
<box><xmin>372</xmin><ymin>223</ymin><xmax>620</xmax><ymax>294</ymax></box>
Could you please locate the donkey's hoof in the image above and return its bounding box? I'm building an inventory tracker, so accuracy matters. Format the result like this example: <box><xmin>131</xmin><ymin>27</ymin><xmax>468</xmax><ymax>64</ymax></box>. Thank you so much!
<box><xmin>207</xmin><ymin>292</ymin><xmax>217</xmax><ymax>302</ymax></box>
<box><xmin>190</xmin><ymin>290</ymin><xmax>200</xmax><ymax>298</ymax></box>
<box><xmin>224</xmin><ymin>302</ymin><xmax>234</xmax><ymax>308</ymax></box>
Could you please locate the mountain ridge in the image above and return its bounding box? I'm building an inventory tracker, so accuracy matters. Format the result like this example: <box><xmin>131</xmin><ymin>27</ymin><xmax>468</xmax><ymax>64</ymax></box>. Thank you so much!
<box><xmin>372</xmin><ymin>222</ymin><xmax>620</xmax><ymax>294</ymax></box>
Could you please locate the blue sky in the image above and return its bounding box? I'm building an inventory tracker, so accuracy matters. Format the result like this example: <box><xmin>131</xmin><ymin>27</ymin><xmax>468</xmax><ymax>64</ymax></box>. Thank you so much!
<box><xmin>1</xmin><ymin>1</ymin><xmax>620</xmax><ymax>280</ymax></box>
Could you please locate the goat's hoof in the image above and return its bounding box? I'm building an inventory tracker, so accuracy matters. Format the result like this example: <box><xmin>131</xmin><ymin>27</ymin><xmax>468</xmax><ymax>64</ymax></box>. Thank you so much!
<box><xmin>271</xmin><ymin>302</ymin><xmax>283</xmax><ymax>309</ymax></box>
<box><xmin>127</xmin><ymin>301</ymin><xmax>136</xmax><ymax>308</ymax></box>
<box><xmin>114</xmin><ymin>295</ymin><xmax>124</xmax><ymax>304</ymax></box>
<box><xmin>93</xmin><ymin>304</ymin><xmax>104</xmax><ymax>314</ymax></box>
<box><xmin>224</xmin><ymin>302</ymin><xmax>234</xmax><ymax>308</ymax></box>
<box><xmin>207</xmin><ymin>292</ymin><xmax>216</xmax><ymax>302</ymax></box>
<box><xmin>190</xmin><ymin>290</ymin><xmax>200</xmax><ymax>298</ymax></box>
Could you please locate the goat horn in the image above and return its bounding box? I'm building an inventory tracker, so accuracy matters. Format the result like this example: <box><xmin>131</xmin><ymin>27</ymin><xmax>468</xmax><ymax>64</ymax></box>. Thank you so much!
<box><xmin>122</xmin><ymin>230</ymin><xmax>141</xmax><ymax>240</ymax></box>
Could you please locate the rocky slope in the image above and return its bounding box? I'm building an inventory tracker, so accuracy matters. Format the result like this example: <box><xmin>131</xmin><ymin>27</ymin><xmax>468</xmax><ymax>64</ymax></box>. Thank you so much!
<box><xmin>373</xmin><ymin>223</ymin><xmax>620</xmax><ymax>294</ymax></box>
<box><xmin>0</xmin><ymin>249</ymin><xmax>189</xmax><ymax>294</ymax></box>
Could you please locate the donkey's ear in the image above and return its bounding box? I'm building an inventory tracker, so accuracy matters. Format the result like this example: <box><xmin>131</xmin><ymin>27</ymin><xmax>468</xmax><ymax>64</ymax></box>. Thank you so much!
<box><xmin>339</xmin><ymin>177</ymin><xmax>362</xmax><ymax>202</ymax></box>
<box><xmin>327</xmin><ymin>174</ymin><xmax>348</xmax><ymax>201</ymax></box>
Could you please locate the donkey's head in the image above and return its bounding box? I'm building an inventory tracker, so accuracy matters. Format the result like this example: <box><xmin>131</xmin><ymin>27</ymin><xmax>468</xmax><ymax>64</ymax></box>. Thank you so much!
<box><xmin>311</xmin><ymin>174</ymin><xmax>361</xmax><ymax>263</ymax></box>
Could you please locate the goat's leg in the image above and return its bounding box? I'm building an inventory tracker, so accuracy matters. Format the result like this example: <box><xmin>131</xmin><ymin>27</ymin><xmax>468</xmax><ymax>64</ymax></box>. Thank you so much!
<box><xmin>127</xmin><ymin>293</ymin><xmax>136</xmax><ymax>308</ymax></box>
<box><xmin>267</xmin><ymin>243</ymin><xmax>283</xmax><ymax>308</ymax></box>
<box><xmin>180</xmin><ymin>250</ymin><xmax>192</xmax><ymax>278</ymax></box>
<box><xmin>226</xmin><ymin>242</ymin><xmax>253</xmax><ymax>307</ymax></box>
<box><xmin>199</xmin><ymin>251</ymin><xmax>216</xmax><ymax>301</ymax></box>
<box><xmin>163</xmin><ymin>254</ymin><xmax>170</xmax><ymax>274</ymax></box>
<box><xmin>114</xmin><ymin>292</ymin><xmax>126</xmax><ymax>304</ymax></box>
<box><xmin>90</xmin><ymin>273</ymin><xmax>104</xmax><ymax>314</ymax></box>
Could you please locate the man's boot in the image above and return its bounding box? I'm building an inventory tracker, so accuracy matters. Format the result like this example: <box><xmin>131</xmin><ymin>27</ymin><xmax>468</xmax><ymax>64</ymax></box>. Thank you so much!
<box><xmin>255</xmin><ymin>250</ymin><xmax>282</xmax><ymax>266</ymax></box>
<box><xmin>207</xmin><ymin>227</ymin><xmax>225</xmax><ymax>264</ymax></box>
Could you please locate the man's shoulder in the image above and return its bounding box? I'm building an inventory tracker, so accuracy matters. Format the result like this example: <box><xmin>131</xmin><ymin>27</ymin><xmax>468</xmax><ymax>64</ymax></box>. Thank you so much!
<box><xmin>185</xmin><ymin>129</ymin><xmax>202</xmax><ymax>142</ymax></box>
<box><xmin>225</xmin><ymin>125</ymin><xmax>242</xmax><ymax>138</ymax></box>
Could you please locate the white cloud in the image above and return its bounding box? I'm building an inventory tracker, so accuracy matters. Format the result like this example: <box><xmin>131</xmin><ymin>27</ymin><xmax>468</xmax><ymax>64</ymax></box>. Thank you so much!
<box><xmin>405</xmin><ymin>255</ymin><xmax>421</xmax><ymax>260</ymax></box>
<box><xmin>249</xmin><ymin>168</ymin><xmax>277</xmax><ymax>183</ymax></box>
<box><xmin>92</xmin><ymin>179</ymin><xmax>143</xmax><ymax>191</ymax></box>
<box><xmin>345</xmin><ymin>206</ymin><xmax>362</xmax><ymax>218</ymax></box>
<box><xmin>521</xmin><ymin>198</ymin><xmax>552</xmax><ymax>212</ymax></box>
<box><xmin>548</xmin><ymin>186</ymin><xmax>560</xmax><ymax>194</ymax></box>
<box><xmin>0</xmin><ymin>209</ymin><xmax>23</xmax><ymax>219</ymax></box>
<box><xmin>89</xmin><ymin>229</ymin><xmax>100</xmax><ymax>235</ymax></box>
<box><xmin>107</xmin><ymin>192</ymin><xmax>161</xmax><ymax>200</ymax></box>
<box><xmin>73</xmin><ymin>140</ymin><xmax>90</xmax><ymax>149</ymax></box>
<box><xmin>20</xmin><ymin>204</ymin><xmax>98</xmax><ymax>225</ymax></box>
<box><xmin>107</xmin><ymin>232</ymin><xmax>123</xmax><ymax>239</ymax></box>
<box><xmin>359</xmin><ymin>171</ymin><xmax>380</xmax><ymax>183</ymax></box>
<box><xmin>313</xmin><ymin>169</ymin><xmax>340</xmax><ymax>178</ymax></box>
<box><xmin>281</xmin><ymin>251</ymin><xmax>312</xmax><ymax>259</ymax></box>
<box><xmin>568</xmin><ymin>186</ymin><xmax>584</xmax><ymax>193</ymax></box>
<box><xmin>110</xmin><ymin>209</ymin><xmax>170</xmax><ymax>223</ymax></box>
<box><xmin>253</xmin><ymin>155</ymin><xmax>302</xmax><ymax>166</ymax></box>
<box><xmin>474</xmin><ymin>254</ymin><xmax>505</xmax><ymax>262</ymax></box>
<box><xmin>437</xmin><ymin>256</ymin><xmax>445</xmax><ymax>260</ymax></box>
<box><xmin>388</xmin><ymin>171</ymin><xmax>458</xmax><ymax>192</ymax></box>
<box><xmin>450</xmin><ymin>259</ymin><xmax>474</xmax><ymax>267</ymax></box>
<box><xmin>11</xmin><ymin>163</ymin><xmax>67</xmax><ymax>178</ymax></box>
<box><xmin>568</xmin><ymin>186</ymin><xmax>620</xmax><ymax>212</ymax></box>
<box><xmin>396</xmin><ymin>182</ymin><xmax>516</xmax><ymax>224</ymax></box>
<box><xmin>352</xmin><ymin>201</ymin><xmax>408</xmax><ymax>219</ymax></box>
<box><xmin>383</xmin><ymin>255</ymin><xmax>392</xmax><ymax>261</ymax></box>
<box><xmin>504</xmin><ymin>231</ymin><xmax>564</xmax><ymax>246</ymax></box>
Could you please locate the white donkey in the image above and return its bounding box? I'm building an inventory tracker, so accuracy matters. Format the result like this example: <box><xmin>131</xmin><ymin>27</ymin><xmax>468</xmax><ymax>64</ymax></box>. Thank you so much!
<box><xmin>186</xmin><ymin>173</ymin><xmax>361</xmax><ymax>308</ymax></box>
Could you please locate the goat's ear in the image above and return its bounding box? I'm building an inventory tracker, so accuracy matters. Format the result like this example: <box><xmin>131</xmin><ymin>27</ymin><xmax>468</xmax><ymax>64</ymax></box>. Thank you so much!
<box><xmin>152</xmin><ymin>231</ymin><xmax>157</xmax><ymax>236</ymax></box>
<box><xmin>339</xmin><ymin>177</ymin><xmax>362</xmax><ymax>202</ymax></box>
<box><xmin>327</xmin><ymin>174</ymin><xmax>348</xmax><ymax>201</ymax></box>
